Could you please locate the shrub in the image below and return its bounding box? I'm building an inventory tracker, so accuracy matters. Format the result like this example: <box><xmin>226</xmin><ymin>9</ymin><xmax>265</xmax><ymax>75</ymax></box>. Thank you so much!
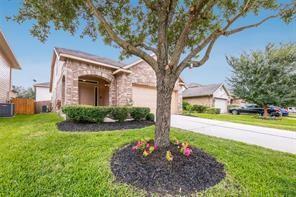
<box><xmin>227</xmin><ymin>105</ymin><xmax>239</xmax><ymax>110</ymax></box>
<box><xmin>110</xmin><ymin>107</ymin><xmax>129</xmax><ymax>122</ymax></box>
<box><xmin>182</xmin><ymin>101</ymin><xmax>190</xmax><ymax>110</ymax></box>
<box><xmin>130</xmin><ymin>107</ymin><xmax>150</xmax><ymax>120</ymax></box>
<box><xmin>62</xmin><ymin>105</ymin><xmax>110</xmax><ymax>123</ymax></box>
<box><xmin>192</xmin><ymin>104</ymin><xmax>208</xmax><ymax>113</ymax></box>
<box><xmin>205</xmin><ymin>107</ymin><xmax>221</xmax><ymax>114</ymax></box>
<box><xmin>145</xmin><ymin>113</ymin><xmax>155</xmax><ymax>121</ymax></box>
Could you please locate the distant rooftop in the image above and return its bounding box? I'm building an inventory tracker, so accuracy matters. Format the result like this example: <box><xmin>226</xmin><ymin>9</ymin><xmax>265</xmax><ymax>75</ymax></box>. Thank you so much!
<box><xmin>187</xmin><ymin>83</ymin><xmax>203</xmax><ymax>88</ymax></box>
<box><xmin>183</xmin><ymin>83</ymin><xmax>222</xmax><ymax>98</ymax></box>
<box><xmin>33</xmin><ymin>82</ymin><xmax>50</xmax><ymax>88</ymax></box>
<box><xmin>54</xmin><ymin>47</ymin><xmax>126</xmax><ymax>68</ymax></box>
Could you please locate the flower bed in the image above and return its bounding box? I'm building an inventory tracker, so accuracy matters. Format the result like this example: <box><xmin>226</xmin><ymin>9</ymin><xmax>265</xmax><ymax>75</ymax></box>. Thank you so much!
<box><xmin>111</xmin><ymin>140</ymin><xmax>225</xmax><ymax>195</ymax></box>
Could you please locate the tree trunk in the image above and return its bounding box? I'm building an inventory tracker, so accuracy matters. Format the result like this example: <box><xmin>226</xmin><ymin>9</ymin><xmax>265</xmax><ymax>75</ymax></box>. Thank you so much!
<box><xmin>154</xmin><ymin>74</ymin><xmax>175</xmax><ymax>148</ymax></box>
<box><xmin>263</xmin><ymin>105</ymin><xmax>269</xmax><ymax>119</ymax></box>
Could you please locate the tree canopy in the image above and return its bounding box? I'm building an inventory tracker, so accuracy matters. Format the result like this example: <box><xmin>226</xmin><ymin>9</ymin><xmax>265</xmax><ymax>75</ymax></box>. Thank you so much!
<box><xmin>12</xmin><ymin>0</ymin><xmax>295</xmax><ymax>74</ymax></box>
<box><xmin>228</xmin><ymin>43</ymin><xmax>296</xmax><ymax>107</ymax></box>
<box><xmin>12</xmin><ymin>86</ymin><xmax>35</xmax><ymax>99</ymax></box>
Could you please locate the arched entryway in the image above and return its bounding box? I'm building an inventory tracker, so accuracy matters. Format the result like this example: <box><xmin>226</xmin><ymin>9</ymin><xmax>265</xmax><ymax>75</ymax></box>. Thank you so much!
<box><xmin>78</xmin><ymin>75</ymin><xmax>110</xmax><ymax>106</ymax></box>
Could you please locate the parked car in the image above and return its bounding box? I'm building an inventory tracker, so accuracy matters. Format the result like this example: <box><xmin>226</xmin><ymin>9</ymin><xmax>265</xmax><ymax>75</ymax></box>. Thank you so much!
<box><xmin>288</xmin><ymin>107</ymin><xmax>296</xmax><ymax>113</ymax></box>
<box><xmin>280</xmin><ymin>108</ymin><xmax>289</xmax><ymax>116</ymax></box>
<box><xmin>268</xmin><ymin>106</ymin><xmax>289</xmax><ymax>116</ymax></box>
<box><xmin>229</xmin><ymin>104</ymin><xmax>281</xmax><ymax>117</ymax></box>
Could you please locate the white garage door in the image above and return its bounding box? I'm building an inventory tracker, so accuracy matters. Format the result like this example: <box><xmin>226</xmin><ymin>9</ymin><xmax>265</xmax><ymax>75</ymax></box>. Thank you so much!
<box><xmin>214</xmin><ymin>98</ymin><xmax>228</xmax><ymax>113</ymax></box>
<box><xmin>132</xmin><ymin>85</ymin><xmax>178</xmax><ymax>115</ymax></box>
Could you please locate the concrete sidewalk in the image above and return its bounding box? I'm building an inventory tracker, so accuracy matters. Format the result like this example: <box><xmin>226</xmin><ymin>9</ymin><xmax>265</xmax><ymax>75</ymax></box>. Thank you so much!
<box><xmin>171</xmin><ymin>115</ymin><xmax>296</xmax><ymax>154</ymax></box>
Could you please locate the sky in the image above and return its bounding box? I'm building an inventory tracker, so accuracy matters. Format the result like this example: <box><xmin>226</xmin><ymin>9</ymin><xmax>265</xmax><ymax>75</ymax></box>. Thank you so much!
<box><xmin>0</xmin><ymin>0</ymin><xmax>295</xmax><ymax>88</ymax></box>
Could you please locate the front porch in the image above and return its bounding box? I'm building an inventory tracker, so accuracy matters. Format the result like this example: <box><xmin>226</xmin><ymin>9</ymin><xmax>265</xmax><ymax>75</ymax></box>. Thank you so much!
<box><xmin>78</xmin><ymin>76</ymin><xmax>110</xmax><ymax>106</ymax></box>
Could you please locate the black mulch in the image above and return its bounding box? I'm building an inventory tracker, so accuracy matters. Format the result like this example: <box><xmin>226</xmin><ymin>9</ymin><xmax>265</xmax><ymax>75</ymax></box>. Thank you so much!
<box><xmin>111</xmin><ymin>143</ymin><xmax>225</xmax><ymax>195</ymax></box>
<box><xmin>57</xmin><ymin>120</ymin><xmax>154</xmax><ymax>132</ymax></box>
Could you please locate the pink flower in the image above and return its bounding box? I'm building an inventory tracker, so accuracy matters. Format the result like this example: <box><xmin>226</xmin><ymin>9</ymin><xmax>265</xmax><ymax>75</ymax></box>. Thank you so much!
<box><xmin>131</xmin><ymin>146</ymin><xmax>137</xmax><ymax>152</ymax></box>
<box><xmin>184</xmin><ymin>147</ymin><xmax>192</xmax><ymax>157</ymax></box>
<box><xmin>146</xmin><ymin>143</ymin><xmax>150</xmax><ymax>148</ymax></box>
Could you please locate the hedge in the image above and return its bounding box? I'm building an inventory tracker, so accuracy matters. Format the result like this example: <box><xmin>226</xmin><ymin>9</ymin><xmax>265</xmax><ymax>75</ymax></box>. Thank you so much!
<box><xmin>130</xmin><ymin>107</ymin><xmax>150</xmax><ymax>121</ymax></box>
<box><xmin>62</xmin><ymin>105</ymin><xmax>154</xmax><ymax>123</ymax></box>
<box><xmin>145</xmin><ymin>113</ymin><xmax>155</xmax><ymax>121</ymax></box>
<box><xmin>110</xmin><ymin>107</ymin><xmax>129</xmax><ymax>122</ymax></box>
<box><xmin>62</xmin><ymin>105</ymin><xmax>110</xmax><ymax>123</ymax></box>
<box><xmin>192</xmin><ymin>104</ymin><xmax>207</xmax><ymax>113</ymax></box>
<box><xmin>182</xmin><ymin>102</ymin><xmax>221</xmax><ymax>114</ymax></box>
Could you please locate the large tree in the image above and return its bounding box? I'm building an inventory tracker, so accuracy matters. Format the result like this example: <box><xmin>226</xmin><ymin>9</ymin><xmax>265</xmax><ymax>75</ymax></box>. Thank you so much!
<box><xmin>12</xmin><ymin>0</ymin><xmax>295</xmax><ymax>147</ymax></box>
<box><xmin>12</xmin><ymin>86</ymin><xmax>35</xmax><ymax>99</ymax></box>
<box><xmin>228</xmin><ymin>43</ymin><xmax>296</xmax><ymax>117</ymax></box>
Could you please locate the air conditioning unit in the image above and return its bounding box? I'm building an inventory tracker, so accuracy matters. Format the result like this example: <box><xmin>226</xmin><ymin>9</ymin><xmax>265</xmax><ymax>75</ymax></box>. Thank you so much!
<box><xmin>0</xmin><ymin>103</ymin><xmax>15</xmax><ymax>117</ymax></box>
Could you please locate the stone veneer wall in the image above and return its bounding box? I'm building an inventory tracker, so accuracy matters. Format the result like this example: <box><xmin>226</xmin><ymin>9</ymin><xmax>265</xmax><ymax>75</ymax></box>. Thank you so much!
<box><xmin>115</xmin><ymin>72</ymin><xmax>132</xmax><ymax>105</ymax></box>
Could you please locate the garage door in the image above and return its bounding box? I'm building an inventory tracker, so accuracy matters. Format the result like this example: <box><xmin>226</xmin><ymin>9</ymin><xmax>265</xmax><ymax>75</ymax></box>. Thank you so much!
<box><xmin>214</xmin><ymin>98</ymin><xmax>228</xmax><ymax>113</ymax></box>
<box><xmin>132</xmin><ymin>85</ymin><xmax>178</xmax><ymax>115</ymax></box>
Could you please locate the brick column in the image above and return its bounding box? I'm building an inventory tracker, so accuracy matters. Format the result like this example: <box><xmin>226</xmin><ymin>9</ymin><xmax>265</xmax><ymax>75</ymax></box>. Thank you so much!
<box><xmin>116</xmin><ymin>73</ymin><xmax>132</xmax><ymax>106</ymax></box>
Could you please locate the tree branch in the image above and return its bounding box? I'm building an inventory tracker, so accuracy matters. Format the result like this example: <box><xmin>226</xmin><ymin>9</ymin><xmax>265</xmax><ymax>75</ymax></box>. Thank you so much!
<box><xmin>143</xmin><ymin>0</ymin><xmax>159</xmax><ymax>11</ymax></box>
<box><xmin>223</xmin><ymin>15</ymin><xmax>278</xmax><ymax>36</ymax></box>
<box><xmin>135</xmin><ymin>43</ymin><xmax>158</xmax><ymax>54</ymax></box>
<box><xmin>169</xmin><ymin>0</ymin><xmax>215</xmax><ymax>67</ymax></box>
<box><xmin>175</xmin><ymin>0</ymin><xmax>278</xmax><ymax>75</ymax></box>
<box><xmin>85</xmin><ymin>0</ymin><xmax>158</xmax><ymax>71</ymax></box>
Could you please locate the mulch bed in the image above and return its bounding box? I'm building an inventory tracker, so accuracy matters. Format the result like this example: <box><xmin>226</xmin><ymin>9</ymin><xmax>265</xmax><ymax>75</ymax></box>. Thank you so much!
<box><xmin>57</xmin><ymin>120</ymin><xmax>154</xmax><ymax>132</ymax></box>
<box><xmin>111</xmin><ymin>142</ymin><xmax>225</xmax><ymax>195</ymax></box>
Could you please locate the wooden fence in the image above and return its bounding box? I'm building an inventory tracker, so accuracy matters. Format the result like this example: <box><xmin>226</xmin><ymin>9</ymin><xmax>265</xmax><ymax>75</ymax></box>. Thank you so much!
<box><xmin>11</xmin><ymin>98</ymin><xmax>35</xmax><ymax>115</ymax></box>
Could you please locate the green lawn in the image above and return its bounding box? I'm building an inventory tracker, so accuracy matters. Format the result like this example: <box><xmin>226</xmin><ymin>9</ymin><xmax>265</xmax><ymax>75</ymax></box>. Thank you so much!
<box><xmin>0</xmin><ymin>114</ymin><xmax>295</xmax><ymax>196</ymax></box>
<box><xmin>183</xmin><ymin>112</ymin><xmax>296</xmax><ymax>131</ymax></box>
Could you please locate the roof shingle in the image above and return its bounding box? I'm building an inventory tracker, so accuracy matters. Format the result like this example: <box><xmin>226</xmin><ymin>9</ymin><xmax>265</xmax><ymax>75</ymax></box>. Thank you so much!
<box><xmin>55</xmin><ymin>47</ymin><xmax>125</xmax><ymax>68</ymax></box>
<box><xmin>183</xmin><ymin>83</ymin><xmax>222</xmax><ymax>98</ymax></box>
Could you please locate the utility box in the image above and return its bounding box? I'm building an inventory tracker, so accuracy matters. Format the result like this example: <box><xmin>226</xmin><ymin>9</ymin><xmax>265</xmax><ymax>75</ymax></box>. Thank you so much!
<box><xmin>0</xmin><ymin>103</ymin><xmax>15</xmax><ymax>117</ymax></box>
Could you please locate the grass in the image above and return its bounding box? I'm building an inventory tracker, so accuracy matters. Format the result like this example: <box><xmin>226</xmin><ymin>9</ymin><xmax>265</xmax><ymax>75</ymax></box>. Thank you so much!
<box><xmin>0</xmin><ymin>113</ymin><xmax>295</xmax><ymax>196</ymax></box>
<box><xmin>183</xmin><ymin>111</ymin><xmax>296</xmax><ymax>131</ymax></box>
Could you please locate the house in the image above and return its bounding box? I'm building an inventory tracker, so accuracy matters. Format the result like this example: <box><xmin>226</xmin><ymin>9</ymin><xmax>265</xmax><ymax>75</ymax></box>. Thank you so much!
<box><xmin>49</xmin><ymin>48</ymin><xmax>183</xmax><ymax>114</ymax></box>
<box><xmin>33</xmin><ymin>82</ymin><xmax>51</xmax><ymax>102</ymax></box>
<box><xmin>0</xmin><ymin>31</ymin><xmax>21</xmax><ymax>103</ymax></box>
<box><xmin>182</xmin><ymin>83</ymin><xmax>230</xmax><ymax>113</ymax></box>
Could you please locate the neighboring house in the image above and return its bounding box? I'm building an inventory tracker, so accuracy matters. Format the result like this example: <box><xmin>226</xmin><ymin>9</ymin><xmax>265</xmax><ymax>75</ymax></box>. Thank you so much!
<box><xmin>0</xmin><ymin>31</ymin><xmax>21</xmax><ymax>103</ymax></box>
<box><xmin>49</xmin><ymin>48</ymin><xmax>183</xmax><ymax>114</ymax></box>
<box><xmin>33</xmin><ymin>82</ymin><xmax>52</xmax><ymax>102</ymax></box>
<box><xmin>182</xmin><ymin>83</ymin><xmax>230</xmax><ymax>113</ymax></box>
<box><xmin>229</xmin><ymin>95</ymin><xmax>246</xmax><ymax>107</ymax></box>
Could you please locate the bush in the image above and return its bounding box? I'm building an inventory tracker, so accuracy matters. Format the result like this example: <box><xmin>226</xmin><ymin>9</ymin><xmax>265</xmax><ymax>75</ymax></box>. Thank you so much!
<box><xmin>205</xmin><ymin>108</ymin><xmax>221</xmax><ymax>114</ymax></box>
<box><xmin>192</xmin><ymin>104</ymin><xmax>207</xmax><ymax>113</ymax></box>
<box><xmin>227</xmin><ymin>105</ymin><xmax>239</xmax><ymax>110</ymax></box>
<box><xmin>62</xmin><ymin>105</ymin><xmax>110</xmax><ymax>123</ymax></box>
<box><xmin>182</xmin><ymin>101</ymin><xmax>191</xmax><ymax>110</ymax></box>
<box><xmin>110</xmin><ymin>107</ymin><xmax>129</xmax><ymax>122</ymax></box>
<box><xmin>145</xmin><ymin>113</ymin><xmax>155</xmax><ymax>121</ymax></box>
<box><xmin>130</xmin><ymin>107</ymin><xmax>150</xmax><ymax>120</ymax></box>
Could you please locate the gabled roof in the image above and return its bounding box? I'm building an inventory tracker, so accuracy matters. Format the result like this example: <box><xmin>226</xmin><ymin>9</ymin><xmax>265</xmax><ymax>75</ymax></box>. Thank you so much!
<box><xmin>0</xmin><ymin>31</ymin><xmax>21</xmax><ymax>69</ymax></box>
<box><xmin>55</xmin><ymin>47</ymin><xmax>126</xmax><ymax>68</ymax></box>
<box><xmin>183</xmin><ymin>83</ymin><xmax>224</xmax><ymax>98</ymax></box>
<box><xmin>33</xmin><ymin>82</ymin><xmax>50</xmax><ymax>88</ymax></box>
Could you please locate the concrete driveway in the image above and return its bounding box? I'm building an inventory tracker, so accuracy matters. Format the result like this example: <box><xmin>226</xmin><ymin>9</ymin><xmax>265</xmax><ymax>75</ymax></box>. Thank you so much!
<box><xmin>171</xmin><ymin>115</ymin><xmax>296</xmax><ymax>154</ymax></box>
